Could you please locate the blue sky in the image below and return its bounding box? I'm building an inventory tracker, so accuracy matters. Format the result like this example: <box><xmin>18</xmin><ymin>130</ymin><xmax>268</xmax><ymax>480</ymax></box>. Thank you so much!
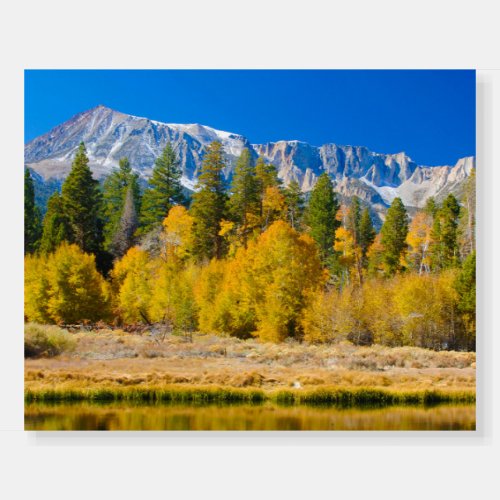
<box><xmin>25</xmin><ymin>70</ymin><xmax>475</xmax><ymax>166</ymax></box>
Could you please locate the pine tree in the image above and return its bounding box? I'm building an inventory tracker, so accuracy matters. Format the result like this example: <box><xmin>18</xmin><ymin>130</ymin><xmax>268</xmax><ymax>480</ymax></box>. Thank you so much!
<box><xmin>228</xmin><ymin>148</ymin><xmax>259</xmax><ymax>247</ymax></box>
<box><xmin>61</xmin><ymin>142</ymin><xmax>104</xmax><ymax>256</ymax></box>
<box><xmin>431</xmin><ymin>194</ymin><xmax>461</xmax><ymax>269</ymax></box>
<box><xmin>255</xmin><ymin>157</ymin><xmax>280</xmax><ymax>194</ymax></box>
<box><xmin>346</xmin><ymin>196</ymin><xmax>362</xmax><ymax>244</ymax></box>
<box><xmin>110</xmin><ymin>185</ymin><xmax>138</xmax><ymax>259</ymax></box>
<box><xmin>140</xmin><ymin>143</ymin><xmax>185</xmax><ymax>234</ymax></box>
<box><xmin>102</xmin><ymin>157</ymin><xmax>141</xmax><ymax>250</ymax></box>
<box><xmin>380</xmin><ymin>197</ymin><xmax>409</xmax><ymax>275</ymax></box>
<box><xmin>284</xmin><ymin>180</ymin><xmax>305</xmax><ymax>230</ymax></box>
<box><xmin>455</xmin><ymin>250</ymin><xmax>476</xmax><ymax>349</ymax></box>
<box><xmin>24</xmin><ymin>168</ymin><xmax>42</xmax><ymax>254</ymax></box>
<box><xmin>441</xmin><ymin>194</ymin><xmax>461</xmax><ymax>265</ymax></box>
<box><xmin>304</xmin><ymin>173</ymin><xmax>340</xmax><ymax>264</ymax></box>
<box><xmin>359</xmin><ymin>207</ymin><xmax>376</xmax><ymax>264</ymax></box>
<box><xmin>190</xmin><ymin>141</ymin><xmax>228</xmax><ymax>261</ymax></box>
<box><xmin>39</xmin><ymin>192</ymin><xmax>70</xmax><ymax>254</ymax></box>
<box><xmin>424</xmin><ymin>196</ymin><xmax>438</xmax><ymax>217</ymax></box>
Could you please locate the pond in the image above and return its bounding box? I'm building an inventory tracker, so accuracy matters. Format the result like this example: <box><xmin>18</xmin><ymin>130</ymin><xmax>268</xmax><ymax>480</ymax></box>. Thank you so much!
<box><xmin>25</xmin><ymin>402</ymin><xmax>476</xmax><ymax>431</ymax></box>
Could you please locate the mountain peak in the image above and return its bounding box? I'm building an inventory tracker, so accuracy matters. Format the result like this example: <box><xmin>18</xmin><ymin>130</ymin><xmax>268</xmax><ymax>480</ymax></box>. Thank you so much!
<box><xmin>24</xmin><ymin>106</ymin><xmax>474</xmax><ymax>214</ymax></box>
<box><xmin>82</xmin><ymin>104</ymin><xmax>113</xmax><ymax>115</ymax></box>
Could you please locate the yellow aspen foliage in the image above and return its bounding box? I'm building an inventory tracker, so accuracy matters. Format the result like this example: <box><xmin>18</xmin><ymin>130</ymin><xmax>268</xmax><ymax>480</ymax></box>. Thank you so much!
<box><xmin>245</xmin><ymin>221</ymin><xmax>323</xmax><ymax>342</ymax></box>
<box><xmin>334</xmin><ymin>226</ymin><xmax>355</xmax><ymax>265</ymax></box>
<box><xmin>366</xmin><ymin>233</ymin><xmax>386</xmax><ymax>276</ymax></box>
<box><xmin>25</xmin><ymin>253</ymin><xmax>51</xmax><ymax>323</ymax></box>
<box><xmin>111</xmin><ymin>247</ymin><xmax>154</xmax><ymax>323</ymax></box>
<box><xmin>220</xmin><ymin>213</ymin><xmax>263</xmax><ymax>257</ymax></box>
<box><xmin>302</xmin><ymin>284</ymin><xmax>371</xmax><ymax>344</ymax></box>
<box><xmin>438</xmin><ymin>273</ymin><xmax>460</xmax><ymax>340</ymax></box>
<box><xmin>334</xmin><ymin>285</ymin><xmax>369</xmax><ymax>344</ymax></box>
<box><xmin>406</xmin><ymin>211</ymin><xmax>433</xmax><ymax>274</ymax></box>
<box><xmin>209</xmin><ymin>250</ymin><xmax>256</xmax><ymax>337</ymax></box>
<box><xmin>148</xmin><ymin>261</ymin><xmax>199</xmax><ymax>332</ymax></box>
<box><xmin>162</xmin><ymin>205</ymin><xmax>194</xmax><ymax>261</ymax></box>
<box><xmin>334</xmin><ymin>225</ymin><xmax>364</xmax><ymax>285</ymax></box>
<box><xmin>301</xmin><ymin>290</ymin><xmax>339</xmax><ymax>343</ymax></box>
<box><xmin>362</xmin><ymin>277</ymin><xmax>402</xmax><ymax>346</ymax></box>
<box><xmin>392</xmin><ymin>271</ymin><xmax>460</xmax><ymax>349</ymax></box>
<box><xmin>244</xmin><ymin>211</ymin><xmax>262</xmax><ymax>239</ymax></box>
<box><xmin>336</xmin><ymin>204</ymin><xmax>348</xmax><ymax>225</ymax></box>
<box><xmin>193</xmin><ymin>258</ymin><xmax>229</xmax><ymax>333</ymax></box>
<box><xmin>36</xmin><ymin>243</ymin><xmax>110</xmax><ymax>324</ymax></box>
<box><xmin>218</xmin><ymin>219</ymin><xmax>239</xmax><ymax>257</ymax></box>
<box><xmin>261</xmin><ymin>186</ymin><xmax>286</xmax><ymax>230</ymax></box>
<box><xmin>194</xmin><ymin>221</ymin><xmax>323</xmax><ymax>341</ymax></box>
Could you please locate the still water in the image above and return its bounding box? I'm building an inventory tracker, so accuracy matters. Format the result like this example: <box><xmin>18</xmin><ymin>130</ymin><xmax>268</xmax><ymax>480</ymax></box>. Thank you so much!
<box><xmin>25</xmin><ymin>402</ymin><xmax>476</xmax><ymax>431</ymax></box>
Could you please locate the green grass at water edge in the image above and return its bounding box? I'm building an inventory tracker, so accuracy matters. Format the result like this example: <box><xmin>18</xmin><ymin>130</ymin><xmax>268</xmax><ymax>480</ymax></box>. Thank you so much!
<box><xmin>272</xmin><ymin>388</ymin><xmax>475</xmax><ymax>406</ymax></box>
<box><xmin>25</xmin><ymin>386</ymin><xmax>475</xmax><ymax>407</ymax></box>
<box><xmin>24</xmin><ymin>386</ymin><xmax>266</xmax><ymax>404</ymax></box>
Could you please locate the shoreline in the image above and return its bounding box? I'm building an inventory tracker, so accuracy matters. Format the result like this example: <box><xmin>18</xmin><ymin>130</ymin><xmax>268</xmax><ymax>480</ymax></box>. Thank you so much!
<box><xmin>25</xmin><ymin>384</ymin><xmax>476</xmax><ymax>407</ymax></box>
<box><xmin>25</xmin><ymin>328</ymin><xmax>476</xmax><ymax>408</ymax></box>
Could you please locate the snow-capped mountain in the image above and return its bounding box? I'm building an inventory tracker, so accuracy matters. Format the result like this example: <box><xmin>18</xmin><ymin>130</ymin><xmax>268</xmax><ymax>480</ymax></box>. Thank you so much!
<box><xmin>25</xmin><ymin>105</ymin><xmax>475</xmax><ymax>212</ymax></box>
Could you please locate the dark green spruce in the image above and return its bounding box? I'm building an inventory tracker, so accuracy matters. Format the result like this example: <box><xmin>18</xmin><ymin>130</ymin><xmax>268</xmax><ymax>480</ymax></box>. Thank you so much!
<box><xmin>190</xmin><ymin>141</ymin><xmax>228</xmax><ymax>261</ymax></box>
<box><xmin>102</xmin><ymin>157</ymin><xmax>141</xmax><ymax>251</ymax></box>
<box><xmin>431</xmin><ymin>194</ymin><xmax>461</xmax><ymax>270</ymax></box>
<box><xmin>24</xmin><ymin>168</ymin><xmax>42</xmax><ymax>254</ymax></box>
<box><xmin>39</xmin><ymin>192</ymin><xmax>70</xmax><ymax>254</ymax></box>
<box><xmin>358</xmin><ymin>206</ymin><xmax>376</xmax><ymax>264</ymax></box>
<box><xmin>304</xmin><ymin>172</ymin><xmax>340</xmax><ymax>264</ymax></box>
<box><xmin>380</xmin><ymin>197</ymin><xmax>409</xmax><ymax>276</ymax></box>
<box><xmin>140</xmin><ymin>144</ymin><xmax>185</xmax><ymax>234</ymax></box>
<box><xmin>228</xmin><ymin>148</ymin><xmax>259</xmax><ymax>247</ymax></box>
<box><xmin>284</xmin><ymin>180</ymin><xmax>305</xmax><ymax>231</ymax></box>
<box><xmin>60</xmin><ymin>142</ymin><xmax>105</xmax><ymax>260</ymax></box>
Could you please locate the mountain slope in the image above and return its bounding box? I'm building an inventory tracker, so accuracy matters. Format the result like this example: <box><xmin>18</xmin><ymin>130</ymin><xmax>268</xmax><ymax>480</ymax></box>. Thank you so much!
<box><xmin>25</xmin><ymin>105</ymin><xmax>474</xmax><ymax>212</ymax></box>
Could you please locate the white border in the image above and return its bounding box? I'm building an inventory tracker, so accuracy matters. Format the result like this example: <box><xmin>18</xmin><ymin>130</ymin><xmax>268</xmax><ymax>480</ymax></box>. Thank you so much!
<box><xmin>1</xmin><ymin>1</ymin><xmax>499</xmax><ymax>498</ymax></box>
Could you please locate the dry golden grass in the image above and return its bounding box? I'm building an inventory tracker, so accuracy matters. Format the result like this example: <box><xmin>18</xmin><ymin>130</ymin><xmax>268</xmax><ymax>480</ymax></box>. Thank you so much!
<box><xmin>25</xmin><ymin>328</ymin><xmax>476</xmax><ymax>396</ymax></box>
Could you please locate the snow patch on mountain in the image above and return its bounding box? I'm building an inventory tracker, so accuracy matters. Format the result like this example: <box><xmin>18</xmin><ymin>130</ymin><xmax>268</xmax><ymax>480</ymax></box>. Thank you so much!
<box><xmin>25</xmin><ymin>105</ymin><xmax>475</xmax><ymax>212</ymax></box>
<box><xmin>360</xmin><ymin>176</ymin><xmax>399</xmax><ymax>205</ymax></box>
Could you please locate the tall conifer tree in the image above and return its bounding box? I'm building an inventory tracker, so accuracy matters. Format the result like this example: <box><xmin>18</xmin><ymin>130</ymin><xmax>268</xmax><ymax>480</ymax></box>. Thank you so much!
<box><xmin>140</xmin><ymin>143</ymin><xmax>185</xmax><ymax>234</ymax></box>
<box><xmin>61</xmin><ymin>142</ymin><xmax>104</xmax><ymax>256</ymax></box>
<box><xmin>102</xmin><ymin>157</ymin><xmax>141</xmax><ymax>249</ymax></box>
<box><xmin>380</xmin><ymin>197</ymin><xmax>409</xmax><ymax>275</ymax></box>
<box><xmin>255</xmin><ymin>157</ymin><xmax>280</xmax><ymax>193</ymax></box>
<box><xmin>346</xmin><ymin>196</ymin><xmax>362</xmax><ymax>245</ymax></box>
<box><xmin>304</xmin><ymin>173</ymin><xmax>340</xmax><ymax>264</ymax></box>
<box><xmin>190</xmin><ymin>141</ymin><xmax>228</xmax><ymax>261</ymax></box>
<box><xmin>431</xmin><ymin>193</ymin><xmax>461</xmax><ymax>269</ymax></box>
<box><xmin>24</xmin><ymin>168</ymin><xmax>42</xmax><ymax>254</ymax></box>
<box><xmin>284</xmin><ymin>180</ymin><xmax>305</xmax><ymax>230</ymax></box>
<box><xmin>39</xmin><ymin>192</ymin><xmax>70</xmax><ymax>254</ymax></box>
<box><xmin>359</xmin><ymin>206</ymin><xmax>376</xmax><ymax>262</ymax></box>
<box><xmin>228</xmin><ymin>148</ymin><xmax>259</xmax><ymax>247</ymax></box>
<box><xmin>455</xmin><ymin>250</ymin><xmax>476</xmax><ymax>349</ymax></box>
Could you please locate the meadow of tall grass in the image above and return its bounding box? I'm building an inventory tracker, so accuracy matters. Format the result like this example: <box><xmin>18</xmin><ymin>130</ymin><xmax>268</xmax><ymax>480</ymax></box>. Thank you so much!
<box><xmin>25</xmin><ymin>325</ymin><xmax>476</xmax><ymax>406</ymax></box>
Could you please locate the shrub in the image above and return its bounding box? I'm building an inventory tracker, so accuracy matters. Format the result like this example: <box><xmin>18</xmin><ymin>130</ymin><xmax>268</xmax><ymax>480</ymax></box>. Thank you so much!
<box><xmin>24</xmin><ymin>323</ymin><xmax>76</xmax><ymax>358</ymax></box>
<box><xmin>25</xmin><ymin>243</ymin><xmax>110</xmax><ymax>324</ymax></box>
<box><xmin>111</xmin><ymin>247</ymin><xmax>154</xmax><ymax>323</ymax></box>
